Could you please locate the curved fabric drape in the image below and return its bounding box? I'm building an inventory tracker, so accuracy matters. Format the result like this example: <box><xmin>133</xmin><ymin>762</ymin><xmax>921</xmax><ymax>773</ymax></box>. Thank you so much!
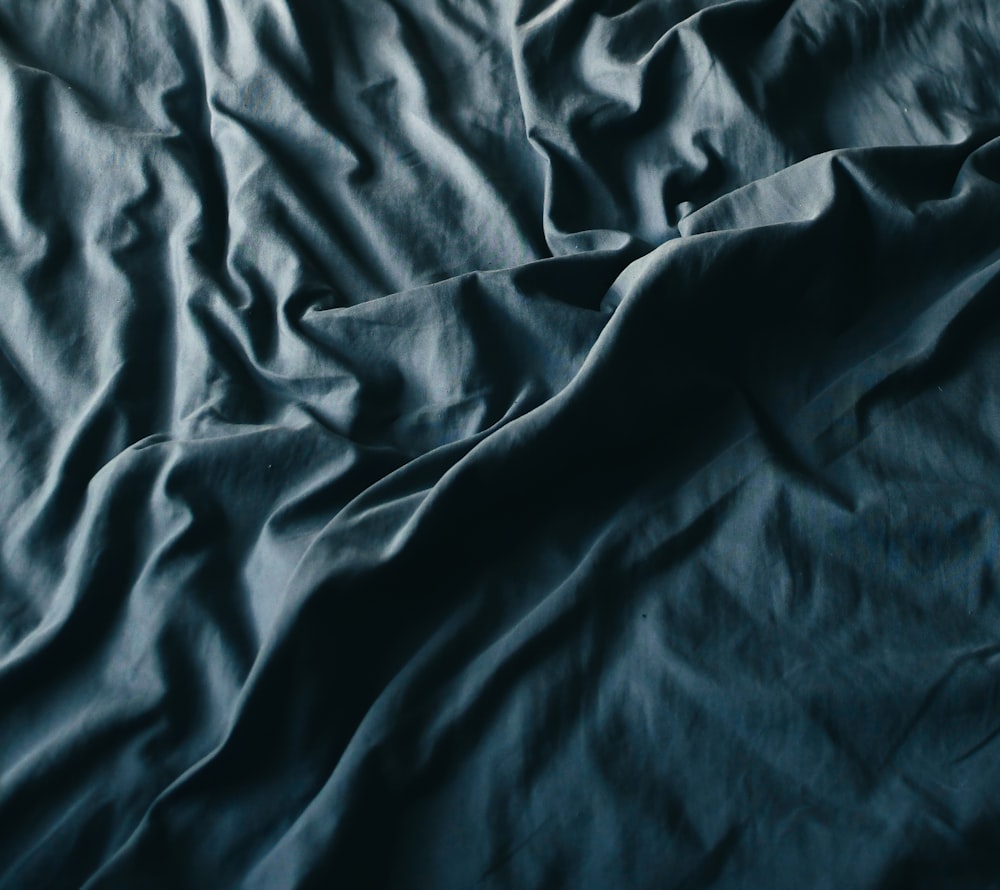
<box><xmin>2</xmin><ymin>0</ymin><xmax>1000</xmax><ymax>887</ymax></box>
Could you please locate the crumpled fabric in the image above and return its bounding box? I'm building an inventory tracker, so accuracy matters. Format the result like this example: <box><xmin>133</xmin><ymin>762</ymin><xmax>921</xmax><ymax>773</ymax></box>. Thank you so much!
<box><xmin>2</xmin><ymin>0</ymin><xmax>1000</xmax><ymax>887</ymax></box>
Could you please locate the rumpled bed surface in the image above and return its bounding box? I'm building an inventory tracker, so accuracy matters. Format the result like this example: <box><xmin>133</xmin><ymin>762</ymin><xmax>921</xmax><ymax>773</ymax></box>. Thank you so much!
<box><xmin>3</xmin><ymin>0</ymin><xmax>1000</xmax><ymax>886</ymax></box>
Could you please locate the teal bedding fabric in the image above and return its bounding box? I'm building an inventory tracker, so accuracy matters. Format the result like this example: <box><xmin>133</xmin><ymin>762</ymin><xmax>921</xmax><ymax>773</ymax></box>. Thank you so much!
<box><xmin>2</xmin><ymin>1</ymin><xmax>1000</xmax><ymax>886</ymax></box>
